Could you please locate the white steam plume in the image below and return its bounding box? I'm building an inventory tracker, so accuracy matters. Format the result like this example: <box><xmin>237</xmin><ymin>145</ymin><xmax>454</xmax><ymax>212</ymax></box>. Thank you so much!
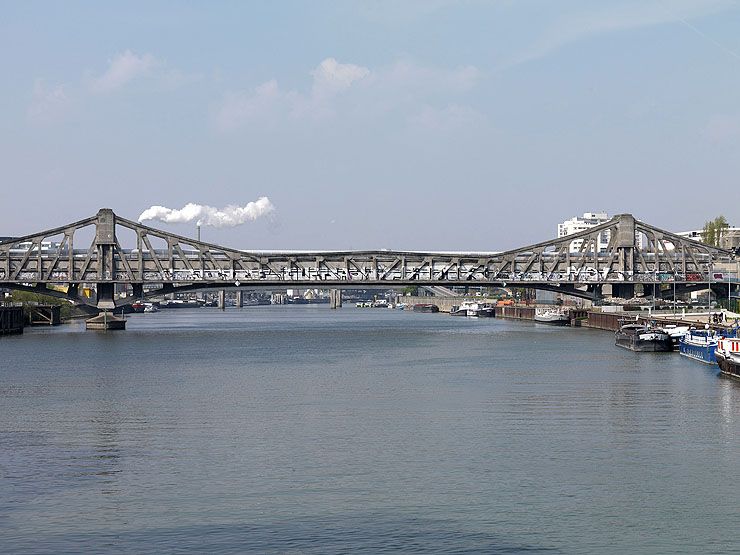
<box><xmin>138</xmin><ymin>197</ymin><xmax>275</xmax><ymax>228</ymax></box>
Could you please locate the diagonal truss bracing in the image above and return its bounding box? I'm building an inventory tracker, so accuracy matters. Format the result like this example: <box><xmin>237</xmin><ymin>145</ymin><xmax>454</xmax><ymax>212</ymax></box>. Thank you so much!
<box><xmin>0</xmin><ymin>209</ymin><xmax>735</xmax><ymax>308</ymax></box>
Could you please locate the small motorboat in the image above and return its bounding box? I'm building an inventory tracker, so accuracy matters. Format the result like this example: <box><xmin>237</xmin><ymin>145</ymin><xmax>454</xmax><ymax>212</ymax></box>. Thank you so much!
<box><xmin>534</xmin><ymin>307</ymin><xmax>569</xmax><ymax>325</ymax></box>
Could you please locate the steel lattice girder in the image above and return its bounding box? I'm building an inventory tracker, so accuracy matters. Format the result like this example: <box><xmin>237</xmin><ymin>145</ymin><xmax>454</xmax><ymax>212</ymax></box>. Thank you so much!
<box><xmin>0</xmin><ymin>209</ymin><xmax>735</xmax><ymax>307</ymax></box>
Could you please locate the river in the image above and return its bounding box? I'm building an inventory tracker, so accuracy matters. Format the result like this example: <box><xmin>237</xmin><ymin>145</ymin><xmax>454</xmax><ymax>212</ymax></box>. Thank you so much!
<box><xmin>1</xmin><ymin>306</ymin><xmax>738</xmax><ymax>554</ymax></box>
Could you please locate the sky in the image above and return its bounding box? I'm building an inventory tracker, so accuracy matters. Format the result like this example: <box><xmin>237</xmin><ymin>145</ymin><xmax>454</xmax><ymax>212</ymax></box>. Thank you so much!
<box><xmin>2</xmin><ymin>0</ymin><xmax>740</xmax><ymax>251</ymax></box>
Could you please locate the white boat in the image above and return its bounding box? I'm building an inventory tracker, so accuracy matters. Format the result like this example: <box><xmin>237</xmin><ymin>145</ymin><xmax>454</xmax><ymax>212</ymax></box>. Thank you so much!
<box><xmin>450</xmin><ymin>300</ymin><xmax>495</xmax><ymax>318</ymax></box>
<box><xmin>658</xmin><ymin>324</ymin><xmax>690</xmax><ymax>350</ymax></box>
<box><xmin>143</xmin><ymin>303</ymin><xmax>159</xmax><ymax>313</ymax></box>
<box><xmin>534</xmin><ymin>307</ymin><xmax>569</xmax><ymax>325</ymax></box>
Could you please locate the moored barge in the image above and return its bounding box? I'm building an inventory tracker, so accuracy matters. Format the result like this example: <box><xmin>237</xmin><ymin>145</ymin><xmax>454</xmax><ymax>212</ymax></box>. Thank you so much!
<box><xmin>450</xmin><ymin>301</ymin><xmax>494</xmax><ymax>317</ymax></box>
<box><xmin>413</xmin><ymin>303</ymin><xmax>439</xmax><ymax>313</ymax></box>
<box><xmin>715</xmin><ymin>337</ymin><xmax>740</xmax><ymax>379</ymax></box>
<box><xmin>615</xmin><ymin>323</ymin><xmax>672</xmax><ymax>352</ymax></box>
<box><xmin>679</xmin><ymin>328</ymin><xmax>718</xmax><ymax>364</ymax></box>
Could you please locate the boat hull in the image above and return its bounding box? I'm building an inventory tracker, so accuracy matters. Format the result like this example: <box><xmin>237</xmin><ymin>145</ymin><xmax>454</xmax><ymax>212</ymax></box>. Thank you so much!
<box><xmin>534</xmin><ymin>315</ymin><xmax>569</xmax><ymax>325</ymax></box>
<box><xmin>679</xmin><ymin>336</ymin><xmax>717</xmax><ymax>364</ymax></box>
<box><xmin>615</xmin><ymin>334</ymin><xmax>673</xmax><ymax>352</ymax></box>
<box><xmin>159</xmin><ymin>300</ymin><xmax>202</xmax><ymax>309</ymax></box>
<box><xmin>450</xmin><ymin>306</ymin><xmax>495</xmax><ymax>317</ymax></box>
<box><xmin>716</xmin><ymin>351</ymin><xmax>740</xmax><ymax>379</ymax></box>
<box><xmin>679</xmin><ymin>344</ymin><xmax>717</xmax><ymax>364</ymax></box>
<box><xmin>413</xmin><ymin>304</ymin><xmax>439</xmax><ymax>313</ymax></box>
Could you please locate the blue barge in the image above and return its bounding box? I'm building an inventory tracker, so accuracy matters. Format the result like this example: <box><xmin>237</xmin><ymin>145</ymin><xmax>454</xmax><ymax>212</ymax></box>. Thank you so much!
<box><xmin>679</xmin><ymin>329</ymin><xmax>718</xmax><ymax>364</ymax></box>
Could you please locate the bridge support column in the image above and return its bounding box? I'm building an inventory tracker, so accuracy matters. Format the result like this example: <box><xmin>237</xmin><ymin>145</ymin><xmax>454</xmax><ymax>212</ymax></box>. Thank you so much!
<box><xmin>611</xmin><ymin>283</ymin><xmax>635</xmax><ymax>300</ymax></box>
<box><xmin>219</xmin><ymin>290</ymin><xmax>226</xmax><ymax>310</ymax></box>
<box><xmin>329</xmin><ymin>289</ymin><xmax>342</xmax><ymax>309</ymax></box>
<box><xmin>96</xmin><ymin>283</ymin><xmax>116</xmax><ymax>310</ymax></box>
<box><xmin>236</xmin><ymin>290</ymin><xmax>243</xmax><ymax>308</ymax></box>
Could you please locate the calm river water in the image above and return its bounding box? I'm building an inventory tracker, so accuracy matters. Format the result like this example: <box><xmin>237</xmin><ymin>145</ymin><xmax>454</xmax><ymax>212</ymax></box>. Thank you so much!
<box><xmin>1</xmin><ymin>306</ymin><xmax>739</xmax><ymax>554</ymax></box>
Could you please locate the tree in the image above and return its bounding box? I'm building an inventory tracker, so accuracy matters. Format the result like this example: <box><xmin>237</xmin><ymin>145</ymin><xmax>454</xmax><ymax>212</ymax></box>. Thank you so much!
<box><xmin>715</xmin><ymin>215</ymin><xmax>729</xmax><ymax>247</ymax></box>
<box><xmin>702</xmin><ymin>220</ymin><xmax>715</xmax><ymax>247</ymax></box>
<box><xmin>702</xmin><ymin>215</ymin><xmax>730</xmax><ymax>247</ymax></box>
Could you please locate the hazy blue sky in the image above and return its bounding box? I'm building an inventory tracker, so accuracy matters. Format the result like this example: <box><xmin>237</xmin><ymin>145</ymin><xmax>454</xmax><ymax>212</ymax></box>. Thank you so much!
<box><xmin>2</xmin><ymin>0</ymin><xmax>740</xmax><ymax>250</ymax></box>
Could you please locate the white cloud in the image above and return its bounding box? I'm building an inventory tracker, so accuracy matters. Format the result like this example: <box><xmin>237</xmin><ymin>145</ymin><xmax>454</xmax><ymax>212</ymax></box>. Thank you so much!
<box><xmin>375</xmin><ymin>60</ymin><xmax>478</xmax><ymax>94</ymax></box>
<box><xmin>215</xmin><ymin>59</ymin><xmax>371</xmax><ymax>129</ymax></box>
<box><xmin>90</xmin><ymin>50</ymin><xmax>157</xmax><ymax>93</ymax></box>
<box><xmin>311</xmin><ymin>58</ymin><xmax>370</xmax><ymax>98</ymax></box>
<box><xmin>214</xmin><ymin>57</ymin><xmax>479</xmax><ymax>131</ymax></box>
<box><xmin>502</xmin><ymin>0</ymin><xmax>735</xmax><ymax>68</ymax></box>
<box><xmin>410</xmin><ymin>104</ymin><xmax>483</xmax><ymax>129</ymax></box>
<box><xmin>27</xmin><ymin>79</ymin><xmax>69</xmax><ymax>123</ymax></box>
<box><xmin>28</xmin><ymin>50</ymin><xmax>193</xmax><ymax>126</ymax></box>
<box><xmin>215</xmin><ymin>79</ymin><xmax>283</xmax><ymax>130</ymax></box>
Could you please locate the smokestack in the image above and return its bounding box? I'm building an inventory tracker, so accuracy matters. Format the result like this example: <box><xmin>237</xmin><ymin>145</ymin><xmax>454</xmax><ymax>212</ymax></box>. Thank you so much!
<box><xmin>197</xmin><ymin>224</ymin><xmax>201</xmax><ymax>242</ymax></box>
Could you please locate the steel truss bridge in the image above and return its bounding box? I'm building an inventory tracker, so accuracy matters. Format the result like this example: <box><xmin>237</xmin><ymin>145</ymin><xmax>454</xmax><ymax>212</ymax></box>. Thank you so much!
<box><xmin>0</xmin><ymin>209</ymin><xmax>737</xmax><ymax>310</ymax></box>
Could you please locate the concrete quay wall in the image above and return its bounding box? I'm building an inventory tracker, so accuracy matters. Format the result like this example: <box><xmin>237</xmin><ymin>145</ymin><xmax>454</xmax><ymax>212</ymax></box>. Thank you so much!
<box><xmin>495</xmin><ymin>305</ymin><xmax>536</xmax><ymax>320</ymax></box>
<box><xmin>398</xmin><ymin>295</ymin><xmax>737</xmax><ymax>334</ymax></box>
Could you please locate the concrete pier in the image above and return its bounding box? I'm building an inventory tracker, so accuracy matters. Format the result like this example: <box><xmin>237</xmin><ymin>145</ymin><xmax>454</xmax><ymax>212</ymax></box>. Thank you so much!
<box><xmin>85</xmin><ymin>311</ymin><xmax>126</xmax><ymax>331</ymax></box>
<box><xmin>219</xmin><ymin>290</ymin><xmax>226</xmax><ymax>310</ymax></box>
<box><xmin>329</xmin><ymin>289</ymin><xmax>342</xmax><ymax>309</ymax></box>
<box><xmin>236</xmin><ymin>290</ymin><xmax>243</xmax><ymax>308</ymax></box>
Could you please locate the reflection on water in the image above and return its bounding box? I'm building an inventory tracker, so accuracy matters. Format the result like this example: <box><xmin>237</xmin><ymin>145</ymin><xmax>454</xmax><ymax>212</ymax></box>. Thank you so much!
<box><xmin>1</xmin><ymin>306</ymin><xmax>739</xmax><ymax>554</ymax></box>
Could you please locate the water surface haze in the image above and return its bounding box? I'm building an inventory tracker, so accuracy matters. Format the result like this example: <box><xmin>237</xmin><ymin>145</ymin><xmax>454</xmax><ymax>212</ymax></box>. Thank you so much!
<box><xmin>1</xmin><ymin>306</ymin><xmax>739</xmax><ymax>554</ymax></box>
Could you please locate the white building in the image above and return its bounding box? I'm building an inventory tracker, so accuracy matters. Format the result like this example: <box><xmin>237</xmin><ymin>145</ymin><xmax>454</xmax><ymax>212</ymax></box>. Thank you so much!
<box><xmin>557</xmin><ymin>212</ymin><xmax>611</xmax><ymax>253</ymax></box>
<box><xmin>675</xmin><ymin>227</ymin><xmax>740</xmax><ymax>251</ymax></box>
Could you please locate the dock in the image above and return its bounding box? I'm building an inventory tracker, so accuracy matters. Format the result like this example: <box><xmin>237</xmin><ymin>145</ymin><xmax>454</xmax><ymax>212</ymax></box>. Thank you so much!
<box><xmin>0</xmin><ymin>304</ymin><xmax>24</xmax><ymax>335</ymax></box>
<box><xmin>27</xmin><ymin>304</ymin><xmax>62</xmax><ymax>326</ymax></box>
<box><xmin>398</xmin><ymin>295</ymin><xmax>738</xmax><ymax>334</ymax></box>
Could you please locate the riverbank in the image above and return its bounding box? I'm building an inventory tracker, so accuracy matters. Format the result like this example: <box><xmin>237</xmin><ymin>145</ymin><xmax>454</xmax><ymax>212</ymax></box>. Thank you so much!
<box><xmin>399</xmin><ymin>295</ymin><xmax>740</xmax><ymax>334</ymax></box>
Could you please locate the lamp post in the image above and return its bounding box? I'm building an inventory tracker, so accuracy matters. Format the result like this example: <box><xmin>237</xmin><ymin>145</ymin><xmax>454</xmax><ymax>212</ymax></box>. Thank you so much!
<box><xmin>708</xmin><ymin>256</ymin><xmax>713</xmax><ymax>321</ymax></box>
